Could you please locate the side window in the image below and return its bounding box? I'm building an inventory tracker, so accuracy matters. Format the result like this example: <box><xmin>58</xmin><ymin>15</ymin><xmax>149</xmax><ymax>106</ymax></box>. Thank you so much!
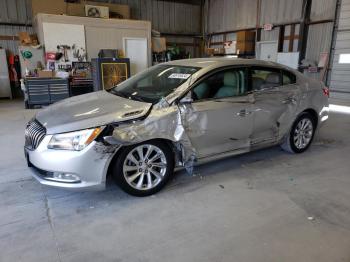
<box><xmin>282</xmin><ymin>71</ymin><xmax>296</xmax><ymax>85</ymax></box>
<box><xmin>251</xmin><ymin>67</ymin><xmax>282</xmax><ymax>91</ymax></box>
<box><xmin>192</xmin><ymin>68</ymin><xmax>247</xmax><ymax>101</ymax></box>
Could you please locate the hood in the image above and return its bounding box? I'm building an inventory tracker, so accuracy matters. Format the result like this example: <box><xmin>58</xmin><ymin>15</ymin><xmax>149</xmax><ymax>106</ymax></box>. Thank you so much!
<box><xmin>36</xmin><ymin>91</ymin><xmax>152</xmax><ymax>134</ymax></box>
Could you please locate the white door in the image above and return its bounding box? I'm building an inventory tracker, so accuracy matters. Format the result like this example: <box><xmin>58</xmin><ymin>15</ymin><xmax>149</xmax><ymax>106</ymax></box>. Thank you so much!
<box><xmin>256</xmin><ymin>41</ymin><xmax>278</xmax><ymax>62</ymax></box>
<box><xmin>123</xmin><ymin>38</ymin><xmax>148</xmax><ymax>76</ymax></box>
<box><xmin>0</xmin><ymin>49</ymin><xmax>11</xmax><ymax>99</ymax></box>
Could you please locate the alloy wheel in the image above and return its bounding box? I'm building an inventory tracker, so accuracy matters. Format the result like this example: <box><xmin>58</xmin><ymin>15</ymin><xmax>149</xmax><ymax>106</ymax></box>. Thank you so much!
<box><xmin>293</xmin><ymin>118</ymin><xmax>314</xmax><ymax>149</ymax></box>
<box><xmin>123</xmin><ymin>144</ymin><xmax>167</xmax><ymax>191</ymax></box>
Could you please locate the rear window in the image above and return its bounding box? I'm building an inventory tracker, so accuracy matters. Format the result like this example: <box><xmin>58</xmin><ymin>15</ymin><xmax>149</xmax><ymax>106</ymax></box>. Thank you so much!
<box><xmin>251</xmin><ymin>68</ymin><xmax>281</xmax><ymax>90</ymax></box>
<box><xmin>282</xmin><ymin>71</ymin><xmax>296</xmax><ymax>85</ymax></box>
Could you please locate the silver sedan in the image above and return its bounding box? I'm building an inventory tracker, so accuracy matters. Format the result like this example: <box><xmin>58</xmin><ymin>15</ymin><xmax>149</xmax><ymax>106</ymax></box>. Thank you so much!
<box><xmin>24</xmin><ymin>58</ymin><xmax>329</xmax><ymax>196</ymax></box>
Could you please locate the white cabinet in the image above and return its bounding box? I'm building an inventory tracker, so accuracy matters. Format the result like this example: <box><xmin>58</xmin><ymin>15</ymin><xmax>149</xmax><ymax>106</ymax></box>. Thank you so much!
<box><xmin>34</xmin><ymin>14</ymin><xmax>152</xmax><ymax>75</ymax></box>
<box><xmin>0</xmin><ymin>49</ymin><xmax>11</xmax><ymax>99</ymax></box>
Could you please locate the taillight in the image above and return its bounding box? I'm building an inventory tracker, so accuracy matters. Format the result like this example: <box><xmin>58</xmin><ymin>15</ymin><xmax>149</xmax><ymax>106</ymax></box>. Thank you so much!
<box><xmin>322</xmin><ymin>87</ymin><xmax>329</xmax><ymax>97</ymax></box>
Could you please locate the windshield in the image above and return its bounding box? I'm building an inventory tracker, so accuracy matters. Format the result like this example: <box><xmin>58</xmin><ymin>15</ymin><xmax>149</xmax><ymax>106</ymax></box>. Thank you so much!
<box><xmin>110</xmin><ymin>65</ymin><xmax>200</xmax><ymax>104</ymax></box>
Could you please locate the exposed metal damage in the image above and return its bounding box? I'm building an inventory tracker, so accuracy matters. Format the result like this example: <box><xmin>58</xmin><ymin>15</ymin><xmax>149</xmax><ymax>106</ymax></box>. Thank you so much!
<box><xmin>103</xmin><ymin>103</ymin><xmax>208</xmax><ymax>174</ymax></box>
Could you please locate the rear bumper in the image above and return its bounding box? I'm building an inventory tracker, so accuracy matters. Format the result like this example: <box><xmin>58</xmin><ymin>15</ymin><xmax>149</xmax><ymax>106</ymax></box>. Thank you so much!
<box><xmin>25</xmin><ymin>135</ymin><xmax>118</xmax><ymax>191</ymax></box>
<box><xmin>318</xmin><ymin>104</ymin><xmax>329</xmax><ymax>128</ymax></box>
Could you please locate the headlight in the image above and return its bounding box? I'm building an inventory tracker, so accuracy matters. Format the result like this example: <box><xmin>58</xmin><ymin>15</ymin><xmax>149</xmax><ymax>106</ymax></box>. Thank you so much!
<box><xmin>48</xmin><ymin>127</ymin><xmax>102</xmax><ymax>151</ymax></box>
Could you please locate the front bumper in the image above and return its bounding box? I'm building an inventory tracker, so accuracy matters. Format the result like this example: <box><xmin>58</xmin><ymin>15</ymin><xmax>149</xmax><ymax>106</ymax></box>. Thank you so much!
<box><xmin>25</xmin><ymin>135</ymin><xmax>118</xmax><ymax>191</ymax></box>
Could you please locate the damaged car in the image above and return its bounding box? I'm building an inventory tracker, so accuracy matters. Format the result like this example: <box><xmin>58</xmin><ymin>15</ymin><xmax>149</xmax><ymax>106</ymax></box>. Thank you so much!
<box><xmin>24</xmin><ymin>58</ymin><xmax>329</xmax><ymax>196</ymax></box>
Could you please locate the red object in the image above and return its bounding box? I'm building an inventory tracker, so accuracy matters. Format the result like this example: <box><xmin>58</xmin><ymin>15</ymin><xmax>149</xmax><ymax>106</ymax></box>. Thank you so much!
<box><xmin>322</xmin><ymin>87</ymin><xmax>330</xmax><ymax>97</ymax></box>
<box><xmin>263</xmin><ymin>24</ymin><xmax>273</xmax><ymax>31</ymax></box>
<box><xmin>8</xmin><ymin>54</ymin><xmax>15</xmax><ymax>65</ymax></box>
<box><xmin>46</xmin><ymin>52</ymin><xmax>56</xmax><ymax>60</ymax></box>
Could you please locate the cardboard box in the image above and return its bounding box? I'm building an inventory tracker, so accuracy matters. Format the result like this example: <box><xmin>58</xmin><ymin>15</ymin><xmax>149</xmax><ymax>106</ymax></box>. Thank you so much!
<box><xmin>18</xmin><ymin>32</ymin><xmax>39</xmax><ymax>46</ymax></box>
<box><xmin>237</xmin><ymin>31</ymin><xmax>256</xmax><ymax>42</ymax></box>
<box><xmin>31</xmin><ymin>0</ymin><xmax>130</xmax><ymax>19</ymax></box>
<box><xmin>84</xmin><ymin>1</ymin><xmax>129</xmax><ymax>19</ymax></box>
<box><xmin>205</xmin><ymin>48</ymin><xmax>215</xmax><ymax>56</ymax></box>
<box><xmin>152</xmin><ymin>37</ymin><xmax>167</xmax><ymax>53</ymax></box>
<box><xmin>85</xmin><ymin>5</ymin><xmax>109</xmax><ymax>18</ymax></box>
<box><xmin>38</xmin><ymin>70</ymin><xmax>55</xmax><ymax>78</ymax></box>
<box><xmin>31</xmin><ymin>0</ymin><xmax>66</xmax><ymax>16</ymax></box>
<box><xmin>236</xmin><ymin>41</ymin><xmax>255</xmax><ymax>54</ymax></box>
<box><xmin>213</xmin><ymin>48</ymin><xmax>225</xmax><ymax>55</ymax></box>
<box><xmin>18</xmin><ymin>32</ymin><xmax>32</xmax><ymax>45</ymax></box>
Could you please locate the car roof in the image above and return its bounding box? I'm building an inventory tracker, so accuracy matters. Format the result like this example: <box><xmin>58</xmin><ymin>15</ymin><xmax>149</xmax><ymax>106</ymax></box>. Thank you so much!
<box><xmin>165</xmin><ymin>57</ymin><xmax>287</xmax><ymax>69</ymax></box>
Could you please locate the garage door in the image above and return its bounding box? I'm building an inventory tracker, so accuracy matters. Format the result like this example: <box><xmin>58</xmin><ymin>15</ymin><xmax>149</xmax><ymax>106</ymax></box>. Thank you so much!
<box><xmin>330</xmin><ymin>0</ymin><xmax>350</xmax><ymax>99</ymax></box>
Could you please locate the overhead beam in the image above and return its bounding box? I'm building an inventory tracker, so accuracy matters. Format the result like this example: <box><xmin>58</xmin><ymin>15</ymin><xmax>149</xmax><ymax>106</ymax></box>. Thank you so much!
<box><xmin>298</xmin><ymin>0</ymin><xmax>312</xmax><ymax>65</ymax></box>
<box><xmin>158</xmin><ymin>0</ymin><xmax>202</xmax><ymax>5</ymax></box>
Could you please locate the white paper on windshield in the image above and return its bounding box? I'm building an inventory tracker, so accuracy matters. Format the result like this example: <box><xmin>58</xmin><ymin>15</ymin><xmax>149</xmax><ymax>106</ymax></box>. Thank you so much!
<box><xmin>168</xmin><ymin>73</ymin><xmax>191</xmax><ymax>79</ymax></box>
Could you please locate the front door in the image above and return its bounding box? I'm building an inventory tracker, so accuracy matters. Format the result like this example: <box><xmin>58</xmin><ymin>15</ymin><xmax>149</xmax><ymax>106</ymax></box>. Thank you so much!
<box><xmin>183</xmin><ymin>67</ymin><xmax>254</xmax><ymax>158</ymax></box>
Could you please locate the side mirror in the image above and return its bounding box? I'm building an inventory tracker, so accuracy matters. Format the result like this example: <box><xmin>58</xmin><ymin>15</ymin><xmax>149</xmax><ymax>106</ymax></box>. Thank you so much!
<box><xmin>179</xmin><ymin>92</ymin><xmax>193</xmax><ymax>104</ymax></box>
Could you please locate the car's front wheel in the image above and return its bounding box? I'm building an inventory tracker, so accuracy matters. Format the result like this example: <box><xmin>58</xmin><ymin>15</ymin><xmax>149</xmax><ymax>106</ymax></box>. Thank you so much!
<box><xmin>113</xmin><ymin>140</ymin><xmax>174</xmax><ymax>196</ymax></box>
<box><xmin>281</xmin><ymin>112</ymin><xmax>316</xmax><ymax>153</ymax></box>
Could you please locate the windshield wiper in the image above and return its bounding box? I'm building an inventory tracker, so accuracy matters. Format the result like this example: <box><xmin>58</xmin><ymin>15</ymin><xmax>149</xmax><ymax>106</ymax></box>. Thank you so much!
<box><xmin>111</xmin><ymin>90</ymin><xmax>148</xmax><ymax>103</ymax></box>
<box><xmin>110</xmin><ymin>90</ymin><xmax>130</xmax><ymax>99</ymax></box>
<box><xmin>130</xmin><ymin>94</ymin><xmax>148</xmax><ymax>103</ymax></box>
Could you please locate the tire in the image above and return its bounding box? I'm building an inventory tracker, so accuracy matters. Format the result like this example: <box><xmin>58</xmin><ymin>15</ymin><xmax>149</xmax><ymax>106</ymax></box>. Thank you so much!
<box><xmin>281</xmin><ymin>112</ymin><xmax>316</xmax><ymax>154</ymax></box>
<box><xmin>113</xmin><ymin>140</ymin><xmax>174</xmax><ymax>197</ymax></box>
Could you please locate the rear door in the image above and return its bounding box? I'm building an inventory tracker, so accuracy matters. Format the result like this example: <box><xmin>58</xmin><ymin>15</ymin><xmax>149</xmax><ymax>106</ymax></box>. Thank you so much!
<box><xmin>277</xmin><ymin>70</ymin><xmax>301</xmax><ymax>136</ymax></box>
<box><xmin>250</xmin><ymin>66</ymin><xmax>300</xmax><ymax>146</ymax></box>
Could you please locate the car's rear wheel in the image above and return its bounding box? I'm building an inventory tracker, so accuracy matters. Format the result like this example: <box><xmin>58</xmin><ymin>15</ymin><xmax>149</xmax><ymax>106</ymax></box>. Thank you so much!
<box><xmin>113</xmin><ymin>140</ymin><xmax>174</xmax><ymax>196</ymax></box>
<box><xmin>281</xmin><ymin>112</ymin><xmax>316</xmax><ymax>153</ymax></box>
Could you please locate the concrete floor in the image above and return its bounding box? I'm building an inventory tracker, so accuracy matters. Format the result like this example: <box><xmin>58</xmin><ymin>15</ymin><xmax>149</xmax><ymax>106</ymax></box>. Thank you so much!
<box><xmin>1</xmin><ymin>99</ymin><xmax>350</xmax><ymax>262</ymax></box>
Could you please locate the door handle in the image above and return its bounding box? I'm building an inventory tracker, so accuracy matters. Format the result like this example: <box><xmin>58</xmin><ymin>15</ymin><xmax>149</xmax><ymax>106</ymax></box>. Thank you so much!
<box><xmin>282</xmin><ymin>97</ymin><xmax>297</xmax><ymax>104</ymax></box>
<box><xmin>237</xmin><ymin>109</ymin><xmax>252</xmax><ymax>117</ymax></box>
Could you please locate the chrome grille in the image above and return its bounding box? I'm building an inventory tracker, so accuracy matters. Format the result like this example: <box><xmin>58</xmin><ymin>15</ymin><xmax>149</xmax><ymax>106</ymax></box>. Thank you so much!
<box><xmin>25</xmin><ymin>120</ymin><xmax>46</xmax><ymax>150</ymax></box>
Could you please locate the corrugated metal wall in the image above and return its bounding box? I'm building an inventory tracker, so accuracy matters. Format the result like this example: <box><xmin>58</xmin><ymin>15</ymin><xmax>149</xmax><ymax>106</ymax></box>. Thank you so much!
<box><xmin>0</xmin><ymin>0</ymin><xmax>201</xmax><ymax>54</ymax></box>
<box><xmin>0</xmin><ymin>0</ymin><xmax>32</xmax><ymax>54</ymax></box>
<box><xmin>0</xmin><ymin>0</ymin><xmax>32</xmax><ymax>24</ymax></box>
<box><xmin>207</xmin><ymin>0</ymin><xmax>304</xmax><ymax>34</ymax></box>
<box><xmin>0</xmin><ymin>25</ymin><xmax>34</xmax><ymax>54</ymax></box>
<box><xmin>207</xmin><ymin>0</ymin><xmax>257</xmax><ymax>33</ymax></box>
<box><xmin>93</xmin><ymin>0</ymin><xmax>201</xmax><ymax>34</ymax></box>
<box><xmin>305</xmin><ymin>23</ymin><xmax>334</xmax><ymax>64</ymax></box>
<box><xmin>330</xmin><ymin>0</ymin><xmax>350</xmax><ymax>98</ymax></box>
<box><xmin>206</xmin><ymin>0</ymin><xmax>337</xmax><ymax>85</ymax></box>
<box><xmin>310</xmin><ymin>0</ymin><xmax>337</xmax><ymax>21</ymax></box>
<box><xmin>259</xmin><ymin>0</ymin><xmax>303</xmax><ymax>25</ymax></box>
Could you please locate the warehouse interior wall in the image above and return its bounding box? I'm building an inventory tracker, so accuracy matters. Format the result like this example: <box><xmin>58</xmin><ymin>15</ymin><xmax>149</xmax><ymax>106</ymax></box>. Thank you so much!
<box><xmin>0</xmin><ymin>0</ymin><xmax>202</xmax><ymax>56</ymax></box>
<box><xmin>204</xmin><ymin>0</ymin><xmax>338</xmax><ymax>88</ymax></box>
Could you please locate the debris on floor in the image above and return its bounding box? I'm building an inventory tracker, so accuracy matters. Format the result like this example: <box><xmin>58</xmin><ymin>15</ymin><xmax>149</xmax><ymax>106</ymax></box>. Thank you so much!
<box><xmin>313</xmin><ymin>139</ymin><xmax>336</xmax><ymax>146</ymax></box>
